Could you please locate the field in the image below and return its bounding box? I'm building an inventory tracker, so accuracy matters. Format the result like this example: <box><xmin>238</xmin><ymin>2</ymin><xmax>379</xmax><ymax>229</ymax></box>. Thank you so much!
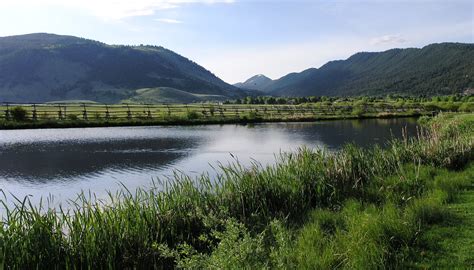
<box><xmin>0</xmin><ymin>113</ymin><xmax>472</xmax><ymax>268</ymax></box>
<box><xmin>3</xmin><ymin>96</ymin><xmax>473</xmax><ymax>129</ymax></box>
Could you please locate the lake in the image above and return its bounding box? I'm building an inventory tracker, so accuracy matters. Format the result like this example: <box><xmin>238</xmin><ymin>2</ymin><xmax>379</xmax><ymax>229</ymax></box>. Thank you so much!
<box><xmin>0</xmin><ymin>118</ymin><xmax>418</xmax><ymax>210</ymax></box>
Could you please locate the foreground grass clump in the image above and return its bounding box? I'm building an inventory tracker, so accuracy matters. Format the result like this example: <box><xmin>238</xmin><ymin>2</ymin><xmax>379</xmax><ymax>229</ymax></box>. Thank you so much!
<box><xmin>0</xmin><ymin>113</ymin><xmax>472</xmax><ymax>269</ymax></box>
<box><xmin>174</xmin><ymin>163</ymin><xmax>474</xmax><ymax>269</ymax></box>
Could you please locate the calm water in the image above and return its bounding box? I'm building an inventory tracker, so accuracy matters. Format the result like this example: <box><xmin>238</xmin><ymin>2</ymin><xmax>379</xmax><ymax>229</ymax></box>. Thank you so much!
<box><xmin>0</xmin><ymin>118</ymin><xmax>418</xmax><ymax>209</ymax></box>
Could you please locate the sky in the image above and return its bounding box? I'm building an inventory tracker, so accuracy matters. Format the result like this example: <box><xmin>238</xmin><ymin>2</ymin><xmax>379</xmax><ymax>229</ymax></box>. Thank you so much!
<box><xmin>0</xmin><ymin>0</ymin><xmax>472</xmax><ymax>83</ymax></box>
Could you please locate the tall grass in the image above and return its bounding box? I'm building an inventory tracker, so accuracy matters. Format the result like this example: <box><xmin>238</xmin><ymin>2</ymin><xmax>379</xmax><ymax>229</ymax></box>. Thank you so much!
<box><xmin>0</xmin><ymin>114</ymin><xmax>472</xmax><ymax>268</ymax></box>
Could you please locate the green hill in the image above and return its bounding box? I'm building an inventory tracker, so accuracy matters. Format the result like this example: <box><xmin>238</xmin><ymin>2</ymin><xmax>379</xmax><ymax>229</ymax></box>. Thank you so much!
<box><xmin>122</xmin><ymin>87</ymin><xmax>228</xmax><ymax>104</ymax></box>
<box><xmin>264</xmin><ymin>43</ymin><xmax>474</xmax><ymax>96</ymax></box>
<box><xmin>0</xmin><ymin>33</ymin><xmax>243</xmax><ymax>103</ymax></box>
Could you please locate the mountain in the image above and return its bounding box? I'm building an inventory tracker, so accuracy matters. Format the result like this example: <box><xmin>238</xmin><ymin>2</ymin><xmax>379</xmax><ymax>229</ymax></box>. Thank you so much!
<box><xmin>2</xmin><ymin>36</ymin><xmax>472</xmax><ymax>102</ymax></box>
<box><xmin>234</xmin><ymin>74</ymin><xmax>273</xmax><ymax>92</ymax></box>
<box><xmin>0</xmin><ymin>33</ymin><xmax>243</xmax><ymax>103</ymax></box>
<box><xmin>264</xmin><ymin>43</ymin><xmax>474</xmax><ymax>96</ymax></box>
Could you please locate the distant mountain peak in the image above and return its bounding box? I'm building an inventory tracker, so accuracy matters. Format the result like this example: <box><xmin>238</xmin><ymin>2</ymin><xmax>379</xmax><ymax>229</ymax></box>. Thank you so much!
<box><xmin>234</xmin><ymin>74</ymin><xmax>273</xmax><ymax>92</ymax></box>
<box><xmin>248</xmin><ymin>74</ymin><xmax>270</xmax><ymax>80</ymax></box>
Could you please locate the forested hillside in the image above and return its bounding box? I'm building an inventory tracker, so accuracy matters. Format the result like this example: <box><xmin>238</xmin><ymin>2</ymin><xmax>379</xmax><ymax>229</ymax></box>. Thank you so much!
<box><xmin>263</xmin><ymin>43</ymin><xmax>473</xmax><ymax>96</ymax></box>
<box><xmin>0</xmin><ymin>33</ymin><xmax>243</xmax><ymax>103</ymax></box>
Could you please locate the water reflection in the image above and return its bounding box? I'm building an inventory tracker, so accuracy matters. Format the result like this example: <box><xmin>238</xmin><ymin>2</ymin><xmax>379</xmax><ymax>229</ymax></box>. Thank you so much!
<box><xmin>0</xmin><ymin>138</ymin><xmax>197</xmax><ymax>183</ymax></box>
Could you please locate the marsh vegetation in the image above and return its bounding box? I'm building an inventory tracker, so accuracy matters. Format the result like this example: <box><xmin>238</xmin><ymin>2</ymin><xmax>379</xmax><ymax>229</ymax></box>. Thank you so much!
<box><xmin>0</xmin><ymin>113</ymin><xmax>472</xmax><ymax>268</ymax></box>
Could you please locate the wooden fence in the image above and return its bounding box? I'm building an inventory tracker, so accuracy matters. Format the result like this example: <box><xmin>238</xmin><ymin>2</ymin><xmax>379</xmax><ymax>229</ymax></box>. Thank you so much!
<box><xmin>0</xmin><ymin>102</ymin><xmax>425</xmax><ymax>121</ymax></box>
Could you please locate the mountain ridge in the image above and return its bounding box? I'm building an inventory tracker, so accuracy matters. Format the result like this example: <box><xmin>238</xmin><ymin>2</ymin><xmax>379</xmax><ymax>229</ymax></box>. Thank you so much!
<box><xmin>1</xmin><ymin>35</ymin><xmax>472</xmax><ymax>103</ymax></box>
<box><xmin>262</xmin><ymin>42</ymin><xmax>474</xmax><ymax>96</ymax></box>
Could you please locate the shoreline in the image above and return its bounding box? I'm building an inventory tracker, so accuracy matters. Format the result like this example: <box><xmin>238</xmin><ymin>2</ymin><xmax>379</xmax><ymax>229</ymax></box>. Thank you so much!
<box><xmin>0</xmin><ymin>111</ymin><xmax>425</xmax><ymax>130</ymax></box>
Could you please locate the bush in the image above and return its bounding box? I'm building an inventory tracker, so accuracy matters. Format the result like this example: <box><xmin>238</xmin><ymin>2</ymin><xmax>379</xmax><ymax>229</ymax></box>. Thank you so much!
<box><xmin>183</xmin><ymin>220</ymin><xmax>268</xmax><ymax>269</ymax></box>
<box><xmin>186</xmin><ymin>111</ymin><xmax>199</xmax><ymax>120</ymax></box>
<box><xmin>247</xmin><ymin>111</ymin><xmax>258</xmax><ymax>119</ymax></box>
<box><xmin>10</xmin><ymin>106</ymin><xmax>28</xmax><ymax>121</ymax></box>
<box><xmin>351</xmin><ymin>106</ymin><xmax>365</xmax><ymax>116</ymax></box>
<box><xmin>67</xmin><ymin>114</ymin><xmax>79</xmax><ymax>121</ymax></box>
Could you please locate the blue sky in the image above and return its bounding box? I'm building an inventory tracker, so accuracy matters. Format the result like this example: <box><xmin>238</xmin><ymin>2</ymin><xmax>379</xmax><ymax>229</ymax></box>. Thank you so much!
<box><xmin>0</xmin><ymin>0</ymin><xmax>472</xmax><ymax>83</ymax></box>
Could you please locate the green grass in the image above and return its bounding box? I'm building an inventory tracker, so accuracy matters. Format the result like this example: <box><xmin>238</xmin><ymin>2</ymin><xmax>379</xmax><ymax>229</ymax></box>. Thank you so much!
<box><xmin>122</xmin><ymin>87</ymin><xmax>228</xmax><ymax>104</ymax></box>
<box><xmin>407</xmin><ymin>165</ymin><xmax>474</xmax><ymax>269</ymax></box>
<box><xmin>0</xmin><ymin>113</ymin><xmax>472</xmax><ymax>269</ymax></box>
<box><xmin>173</xmin><ymin>162</ymin><xmax>474</xmax><ymax>269</ymax></box>
<box><xmin>284</xmin><ymin>163</ymin><xmax>474</xmax><ymax>270</ymax></box>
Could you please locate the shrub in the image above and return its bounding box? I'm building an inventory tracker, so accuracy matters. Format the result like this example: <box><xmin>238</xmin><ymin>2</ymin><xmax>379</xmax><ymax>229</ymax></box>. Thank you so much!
<box><xmin>191</xmin><ymin>220</ymin><xmax>268</xmax><ymax>269</ymax></box>
<box><xmin>351</xmin><ymin>106</ymin><xmax>364</xmax><ymax>116</ymax></box>
<box><xmin>10</xmin><ymin>106</ymin><xmax>28</xmax><ymax>121</ymax></box>
<box><xmin>186</xmin><ymin>111</ymin><xmax>199</xmax><ymax>120</ymax></box>
<box><xmin>67</xmin><ymin>114</ymin><xmax>79</xmax><ymax>121</ymax></box>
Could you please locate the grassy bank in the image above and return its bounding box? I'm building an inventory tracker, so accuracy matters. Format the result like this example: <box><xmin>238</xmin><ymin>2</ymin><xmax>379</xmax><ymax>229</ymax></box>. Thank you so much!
<box><xmin>0</xmin><ymin>110</ymin><xmax>422</xmax><ymax>130</ymax></box>
<box><xmin>0</xmin><ymin>113</ymin><xmax>472</xmax><ymax>269</ymax></box>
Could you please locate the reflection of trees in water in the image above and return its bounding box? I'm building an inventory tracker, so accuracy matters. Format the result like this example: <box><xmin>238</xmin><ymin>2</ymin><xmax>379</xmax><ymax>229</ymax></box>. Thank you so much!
<box><xmin>281</xmin><ymin>118</ymin><xmax>418</xmax><ymax>150</ymax></box>
<box><xmin>0</xmin><ymin>137</ymin><xmax>200</xmax><ymax>183</ymax></box>
<box><xmin>241</xmin><ymin>118</ymin><xmax>418</xmax><ymax>150</ymax></box>
<box><xmin>350</xmin><ymin>119</ymin><xmax>363</xmax><ymax>130</ymax></box>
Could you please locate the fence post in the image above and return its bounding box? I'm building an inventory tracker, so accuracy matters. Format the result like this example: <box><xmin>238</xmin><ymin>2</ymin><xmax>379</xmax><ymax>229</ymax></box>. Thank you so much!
<box><xmin>105</xmin><ymin>105</ymin><xmax>110</xmax><ymax>120</ymax></box>
<box><xmin>5</xmin><ymin>103</ymin><xmax>10</xmax><ymax>121</ymax></box>
<box><xmin>166</xmin><ymin>104</ymin><xmax>171</xmax><ymax>117</ymax></box>
<box><xmin>127</xmin><ymin>104</ymin><xmax>132</xmax><ymax>120</ymax></box>
<box><xmin>82</xmin><ymin>104</ymin><xmax>88</xmax><ymax>120</ymax></box>
<box><xmin>57</xmin><ymin>105</ymin><xmax>63</xmax><ymax>120</ymax></box>
<box><xmin>147</xmin><ymin>105</ymin><xmax>152</xmax><ymax>119</ymax></box>
<box><xmin>32</xmin><ymin>104</ymin><xmax>37</xmax><ymax>121</ymax></box>
<box><xmin>219</xmin><ymin>105</ymin><xmax>224</xmax><ymax>117</ymax></box>
<box><xmin>201</xmin><ymin>104</ymin><xmax>207</xmax><ymax>118</ymax></box>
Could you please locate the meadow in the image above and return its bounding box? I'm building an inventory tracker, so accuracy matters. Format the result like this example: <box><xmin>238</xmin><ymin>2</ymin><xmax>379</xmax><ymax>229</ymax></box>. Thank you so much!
<box><xmin>0</xmin><ymin>113</ymin><xmax>472</xmax><ymax>269</ymax></box>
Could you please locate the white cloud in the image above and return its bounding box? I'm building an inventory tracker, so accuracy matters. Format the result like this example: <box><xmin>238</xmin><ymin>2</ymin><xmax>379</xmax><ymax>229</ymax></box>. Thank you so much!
<box><xmin>370</xmin><ymin>34</ymin><xmax>406</xmax><ymax>45</ymax></box>
<box><xmin>154</xmin><ymin>18</ymin><xmax>183</xmax><ymax>24</ymax></box>
<box><xmin>0</xmin><ymin>0</ymin><xmax>235</xmax><ymax>20</ymax></box>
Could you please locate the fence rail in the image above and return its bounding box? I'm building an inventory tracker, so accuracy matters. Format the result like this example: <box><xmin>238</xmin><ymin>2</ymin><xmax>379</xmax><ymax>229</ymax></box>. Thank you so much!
<box><xmin>0</xmin><ymin>102</ymin><xmax>426</xmax><ymax>121</ymax></box>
